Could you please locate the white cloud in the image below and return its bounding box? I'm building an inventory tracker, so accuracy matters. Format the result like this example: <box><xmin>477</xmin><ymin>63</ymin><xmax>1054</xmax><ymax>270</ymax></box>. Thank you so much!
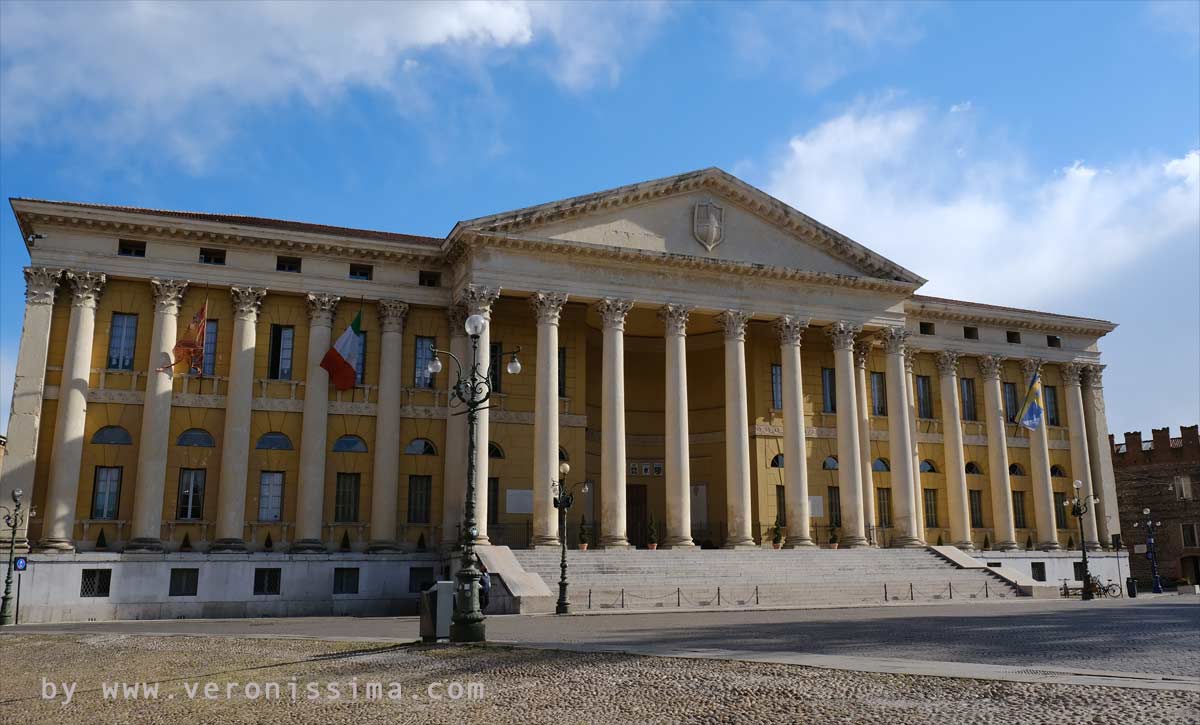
<box><xmin>763</xmin><ymin>102</ymin><xmax>1200</xmax><ymax>310</ymax></box>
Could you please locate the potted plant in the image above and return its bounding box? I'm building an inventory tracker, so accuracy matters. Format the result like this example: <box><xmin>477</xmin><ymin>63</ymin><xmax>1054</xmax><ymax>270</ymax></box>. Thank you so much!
<box><xmin>771</xmin><ymin>515</ymin><xmax>784</xmax><ymax>549</ymax></box>
<box><xmin>828</xmin><ymin>527</ymin><xmax>839</xmax><ymax>550</ymax></box>
<box><xmin>647</xmin><ymin>515</ymin><xmax>659</xmax><ymax>550</ymax></box>
<box><xmin>578</xmin><ymin>515</ymin><xmax>589</xmax><ymax>551</ymax></box>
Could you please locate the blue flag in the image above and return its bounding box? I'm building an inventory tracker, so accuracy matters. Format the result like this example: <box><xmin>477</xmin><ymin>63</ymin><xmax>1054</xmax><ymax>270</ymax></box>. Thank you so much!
<box><xmin>1016</xmin><ymin>370</ymin><xmax>1044</xmax><ymax>431</ymax></box>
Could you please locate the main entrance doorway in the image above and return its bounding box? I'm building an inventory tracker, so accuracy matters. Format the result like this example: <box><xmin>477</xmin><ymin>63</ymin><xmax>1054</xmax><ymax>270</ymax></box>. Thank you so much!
<box><xmin>628</xmin><ymin>484</ymin><xmax>648</xmax><ymax>548</ymax></box>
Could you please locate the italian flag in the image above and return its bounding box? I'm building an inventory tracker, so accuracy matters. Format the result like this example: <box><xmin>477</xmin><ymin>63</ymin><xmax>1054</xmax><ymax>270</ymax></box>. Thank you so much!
<box><xmin>321</xmin><ymin>311</ymin><xmax>362</xmax><ymax>391</ymax></box>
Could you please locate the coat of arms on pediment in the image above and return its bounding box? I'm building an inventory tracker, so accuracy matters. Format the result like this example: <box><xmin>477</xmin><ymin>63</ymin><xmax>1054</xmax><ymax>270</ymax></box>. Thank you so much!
<box><xmin>693</xmin><ymin>200</ymin><xmax>724</xmax><ymax>252</ymax></box>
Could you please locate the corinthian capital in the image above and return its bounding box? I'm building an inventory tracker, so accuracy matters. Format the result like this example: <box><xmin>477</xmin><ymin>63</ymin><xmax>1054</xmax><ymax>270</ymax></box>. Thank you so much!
<box><xmin>446</xmin><ymin>304</ymin><xmax>468</xmax><ymax>337</ymax></box>
<box><xmin>1059</xmin><ymin>362</ymin><xmax>1084</xmax><ymax>386</ymax></box>
<box><xmin>529</xmin><ymin>291</ymin><xmax>569</xmax><ymax>325</ymax></box>
<box><xmin>826</xmin><ymin>321</ymin><xmax>862</xmax><ymax>351</ymax></box>
<box><xmin>230</xmin><ymin>287</ymin><xmax>266</xmax><ymax>321</ymax></box>
<box><xmin>377</xmin><ymin>299</ymin><xmax>409</xmax><ymax>334</ymax></box>
<box><xmin>457</xmin><ymin>284</ymin><xmax>501</xmax><ymax>318</ymax></box>
<box><xmin>854</xmin><ymin>340</ymin><xmax>872</xmax><ymax>369</ymax></box>
<box><xmin>876</xmin><ymin>326</ymin><xmax>910</xmax><ymax>354</ymax></box>
<box><xmin>775</xmin><ymin>315</ymin><xmax>809</xmax><ymax>347</ymax></box>
<box><xmin>1020</xmin><ymin>358</ymin><xmax>1043</xmax><ymax>382</ymax></box>
<box><xmin>935</xmin><ymin>350</ymin><xmax>961</xmax><ymax>377</ymax></box>
<box><xmin>595</xmin><ymin>298</ymin><xmax>634</xmax><ymax>330</ymax></box>
<box><xmin>1082</xmin><ymin>364</ymin><xmax>1105</xmax><ymax>388</ymax></box>
<box><xmin>977</xmin><ymin>354</ymin><xmax>1004</xmax><ymax>380</ymax></box>
<box><xmin>64</xmin><ymin>271</ymin><xmax>106</xmax><ymax>309</ymax></box>
<box><xmin>903</xmin><ymin>346</ymin><xmax>919</xmax><ymax>373</ymax></box>
<box><xmin>306</xmin><ymin>293</ymin><xmax>340</xmax><ymax>327</ymax></box>
<box><xmin>24</xmin><ymin>267</ymin><xmax>62</xmax><ymax>306</ymax></box>
<box><xmin>151</xmin><ymin>278</ymin><xmax>189</xmax><ymax>315</ymax></box>
<box><xmin>659</xmin><ymin>304</ymin><xmax>692</xmax><ymax>337</ymax></box>
<box><xmin>718</xmin><ymin>310</ymin><xmax>752</xmax><ymax>342</ymax></box>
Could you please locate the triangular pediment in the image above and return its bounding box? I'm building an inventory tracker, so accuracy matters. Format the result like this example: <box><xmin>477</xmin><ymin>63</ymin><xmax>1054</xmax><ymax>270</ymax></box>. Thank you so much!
<box><xmin>451</xmin><ymin>168</ymin><xmax>925</xmax><ymax>285</ymax></box>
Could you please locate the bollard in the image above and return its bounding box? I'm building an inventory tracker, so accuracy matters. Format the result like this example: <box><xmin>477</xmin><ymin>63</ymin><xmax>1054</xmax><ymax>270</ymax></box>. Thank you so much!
<box><xmin>717</xmin><ymin>586</ymin><xmax>721</xmax><ymax>606</ymax></box>
<box><xmin>677</xmin><ymin>587</ymin><xmax>681</xmax><ymax>608</ymax></box>
<box><xmin>588</xmin><ymin>589</ymin><xmax>592</xmax><ymax>609</ymax></box>
<box><xmin>755</xmin><ymin>586</ymin><xmax>760</xmax><ymax>605</ymax></box>
<box><xmin>985</xmin><ymin>581</ymin><xmax>989</xmax><ymax>599</ymax></box>
<box><xmin>949</xmin><ymin>582</ymin><xmax>953</xmax><ymax>600</ymax></box>
<box><xmin>910</xmin><ymin>583</ymin><xmax>914</xmax><ymax>601</ymax></box>
<box><xmin>621</xmin><ymin>589</ymin><xmax>625</xmax><ymax>609</ymax></box>
<box><xmin>884</xmin><ymin>583</ymin><xmax>889</xmax><ymax>601</ymax></box>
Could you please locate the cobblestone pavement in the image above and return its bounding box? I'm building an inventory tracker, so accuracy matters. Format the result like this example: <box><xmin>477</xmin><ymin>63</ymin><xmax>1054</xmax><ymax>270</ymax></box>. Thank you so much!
<box><xmin>2</xmin><ymin>634</ymin><xmax>1197</xmax><ymax>724</ymax></box>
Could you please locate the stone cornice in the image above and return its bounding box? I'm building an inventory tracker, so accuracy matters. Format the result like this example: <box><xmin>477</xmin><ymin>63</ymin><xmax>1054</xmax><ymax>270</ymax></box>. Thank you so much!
<box><xmin>905</xmin><ymin>296</ymin><xmax>1116</xmax><ymax>338</ymax></box>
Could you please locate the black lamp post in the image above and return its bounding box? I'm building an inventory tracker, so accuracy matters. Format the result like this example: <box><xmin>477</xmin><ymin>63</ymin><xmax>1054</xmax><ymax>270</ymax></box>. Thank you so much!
<box><xmin>1132</xmin><ymin>508</ymin><xmax>1164</xmax><ymax>594</ymax></box>
<box><xmin>428</xmin><ymin>314</ymin><xmax>521</xmax><ymax>643</ymax></box>
<box><xmin>1064</xmin><ymin>479</ymin><xmax>1098</xmax><ymax>601</ymax></box>
<box><xmin>1</xmin><ymin>489</ymin><xmax>30</xmax><ymax>626</ymax></box>
<box><xmin>551</xmin><ymin>462</ymin><xmax>589</xmax><ymax>615</ymax></box>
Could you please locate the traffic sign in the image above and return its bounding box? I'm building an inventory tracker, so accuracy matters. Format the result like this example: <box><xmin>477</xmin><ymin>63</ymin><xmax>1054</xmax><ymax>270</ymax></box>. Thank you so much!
<box><xmin>13</xmin><ymin>557</ymin><xmax>27</xmax><ymax>571</ymax></box>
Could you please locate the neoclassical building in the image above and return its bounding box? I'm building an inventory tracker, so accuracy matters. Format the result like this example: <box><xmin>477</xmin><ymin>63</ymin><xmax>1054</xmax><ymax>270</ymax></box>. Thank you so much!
<box><xmin>2</xmin><ymin>169</ymin><xmax>1123</xmax><ymax>617</ymax></box>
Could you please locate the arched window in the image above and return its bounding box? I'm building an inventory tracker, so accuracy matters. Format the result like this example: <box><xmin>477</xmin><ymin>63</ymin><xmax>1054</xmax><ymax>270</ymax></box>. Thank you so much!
<box><xmin>919</xmin><ymin>459</ymin><xmax>938</xmax><ymax>474</ymax></box>
<box><xmin>332</xmin><ymin>435</ymin><xmax>368</xmax><ymax>453</ymax></box>
<box><xmin>822</xmin><ymin>456</ymin><xmax>839</xmax><ymax>470</ymax></box>
<box><xmin>488</xmin><ymin>442</ymin><xmax>505</xmax><ymax>459</ymax></box>
<box><xmin>1009</xmin><ymin>463</ymin><xmax>1026</xmax><ymax>476</ymax></box>
<box><xmin>255</xmin><ymin>432</ymin><xmax>294</xmax><ymax>450</ymax></box>
<box><xmin>965</xmin><ymin>462</ymin><xmax>983</xmax><ymax>475</ymax></box>
<box><xmin>872</xmin><ymin>457</ymin><xmax>890</xmax><ymax>472</ymax></box>
<box><xmin>770</xmin><ymin>454</ymin><xmax>785</xmax><ymax>468</ymax></box>
<box><xmin>559</xmin><ymin>448</ymin><xmax>569</xmax><ymax>463</ymax></box>
<box><xmin>91</xmin><ymin>426</ymin><xmax>132</xmax><ymax>445</ymax></box>
<box><xmin>1050</xmin><ymin>464</ymin><xmax>1067</xmax><ymax>478</ymax></box>
<box><xmin>404</xmin><ymin>438</ymin><xmax>437</xmax><ymax>456</ymax></box>
<box><xmin>176</xmin><ymin>428</ymin><xmax>215</xmax><ymax>447</ymax></box>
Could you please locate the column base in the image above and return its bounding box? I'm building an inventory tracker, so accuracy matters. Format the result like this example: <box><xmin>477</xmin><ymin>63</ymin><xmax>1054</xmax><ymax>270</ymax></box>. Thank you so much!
<box><xmin>1038</xmin><ymin>541</ymin><xmax>1062</xmax><ymax>552</ymax></box>
<box><xmin>532</xmin><ymin>543</ymin><xmax>562</xmax><ymax>551</ymax></box>
<box><xmin>209</xmin><ymin>538</ymin><xmax>248</xmax><ymax>553</ymax></box>
<box><xmin>722</xmin><ymin>538</ymin><xmax>756</xmax><ymax>549</ymax></box>
<box><xmin>598</xmin><ymin>536</ymin><xmax>631</xmax><ymax>549</ymax></box>
<box><xmin>472</xmin><ymin>536</ymin><xmax>491</xmax><ymax>547</ymax></box>
<box><xmin>124</xmin><ymin>537</ymin><xmax>166</xmax><ymax>553</ymax></box>
<box><xmin>0</xmin><ymin>537</ymin><xmax>31</xmax><ymax>555</ymax></box>
<box><xmin>366</xmin><ymin>540</ymin><xmax>404</xmax><ymax>553</ymax></box>
<box><xmin>890</xmin><ymin>536</ymin><xmax>925</xmax><ymax>549</ymax></box>
<box><xmin>840</xmin><ymin>537</ymin><xmax>870</xmax><ymax>548</ymax></box>
<box><xmin>783</xmin><ymin>536</ymin><xmax>816</xmax><ymax>548</ymax></box>
<box><xmin>953</xmin><ymin>540</ymin><xmax>975</xmax><ymax>551</ymax></box>
<box><xmin>1084</xmin><ymin>541</ymin><xmax>1102</xmax><ymax>552</ymax></box>
<box><xmin>531</xmin><ymin>535</ymin><xmax>560</xmax><ymax>548</ymax></box>
<box><xmin>290</xmin><ymin>538</ymin><xmax>327</xmax><ymax>553</ymax></box>
<box><xmin>994</xmin><ymin>540</ymin><xmax>1019</xmax><ymax>551</ymax></box>
<box><xmin>661</xmin><ymin>537</ymin><xmax>696</xmax><ymax>549</ymax></box>
<box><xmin>37</xmin><ymin>537</ymin><xmax>75</xmax><ymax>552</ymax></box>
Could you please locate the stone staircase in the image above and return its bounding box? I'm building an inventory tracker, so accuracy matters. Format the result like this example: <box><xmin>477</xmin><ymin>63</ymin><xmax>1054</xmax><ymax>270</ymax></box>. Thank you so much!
<box><xmin>510</xmin><ymin>547</ymin><xmax>1023</xmax><ymax>611</ymax></box>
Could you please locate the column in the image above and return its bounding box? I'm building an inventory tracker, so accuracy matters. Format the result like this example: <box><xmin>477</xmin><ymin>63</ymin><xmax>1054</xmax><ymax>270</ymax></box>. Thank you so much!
<box><xmin>878</xmin><ymin>327</ymin><xmax>920</xmax><ymax>547</ymax></box>
<box><xmin>853</xmin><ymin>341</ymin><xmax>876</xmax><ymax>544</ymax></box>
<box><xmin>1082</xmin><ymin>365</ymin><xmax>1120</xmax><ymax>547</ymax></box>
<box><xmin>827</xmin><ymin>322</ymin><xmax>867</xmax><ymax>547</ymax></box>
<box><xmin>212</xmin><ymin>286</ymin><xmax>266</xmax><ymax>552</ymax></box>
<box><xmin>127</xmin><ymin>278</ymin><xmax>189</xmax><ymax>552</ymax></box>
<box><xmin>368</xmin><ymin>299</ymin><xmax>408</xmax><ymax>552</ymax></box>
<box><xmin>719</xmin><ymin>310</ymin><xmax>756</xmax><ymax>548</ymax></box>
<box><xmin>440</xmin><ymin>305</ymin><xmax>469</xmax><ymax>547</ymax></box>
<box><xmin>905</xmin><ymin>351</ymin><xmax>926</xmax><ymax>540</ymax></box>
<box><xmin>1061</xmin><ymin>362</ymin><xmax>1100</xmax><ymax>550</ymax></box>
<box><xmin>291</xmin><ymin>293</ymin><xmax>340</xmax><ymax>552</ymax></box>
<box><xmin>978</xmin><ymin>354</ymin><xmax>1018</xmax><ymax>550</ymax></box>
<box><xmin>40</xmin><ymin>271</ymin><xmax>106</xmax><ymax>550</ymax></box>
<box><xmin>936</xmin><ymin>351</ymin><xmax>972</xmax><ymax>549</ymax></box>
<box><xmin>596</xmin><ymin>298</ymin><xmax>633</xmax><ymax>548</ymax></box>
<box><xmin>0</xmin><ymin>268</ymin><xmax>61</xmax><ymax>552</ymax></box>
<box><xmin>778</xmin><ymin>316</ymin><xmax>814</xmax><ymax>547</ymax></box>
<box><xmin>1022</xmin><ymin>359</ymin><xmax>1060</xmax><ymax>550</ymax></box>
<box><xmin>531</xmin><ymin>291</ymin><xmax>568</xmax><ymax>547</ymax></box>
<box><xmin>660</xmin><ymin>304</ymin><xmax>695</xmax><ymax>548</ymax></box>
<box><xmin>460</xmin><ymin>284</ymin><xmax>500</xmax><ymax>544</ymax></box>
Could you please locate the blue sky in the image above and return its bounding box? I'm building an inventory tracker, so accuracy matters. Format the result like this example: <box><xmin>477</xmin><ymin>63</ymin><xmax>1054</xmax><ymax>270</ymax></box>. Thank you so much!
<box><xmin>1</xmin><ymin>1</ymin><xmax>1197</xmax><ymax>438</ymax></box>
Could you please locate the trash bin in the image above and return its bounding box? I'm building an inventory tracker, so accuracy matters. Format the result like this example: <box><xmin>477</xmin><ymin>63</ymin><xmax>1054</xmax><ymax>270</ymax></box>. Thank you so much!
<box><xmin>1126</xmin><ymin>577</ymin><xmax>1138</xmax><ymax>598</ymax></box>
<box><xmin>419</xmin><ymin>580</ymin><xmax>455</xmax><ymax>642</ymax></box>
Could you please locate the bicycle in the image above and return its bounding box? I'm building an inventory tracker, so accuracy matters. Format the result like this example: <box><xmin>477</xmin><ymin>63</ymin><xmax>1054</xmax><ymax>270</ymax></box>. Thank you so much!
<box><xmin>1089</xmin><ymin>576</ymin><xmax>1122</xmax><ymax>598</ymax></box>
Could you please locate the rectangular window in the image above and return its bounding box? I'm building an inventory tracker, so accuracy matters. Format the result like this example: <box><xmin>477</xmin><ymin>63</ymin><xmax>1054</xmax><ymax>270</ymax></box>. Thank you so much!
<box><xmin>827</xmin><ymin>486</ymin><xmax>842</xmax><ymax>528</ymax></box>
<box><xmin>349</xmin><ymin>263</ymin><xmax>373</xmax><ymax>281</ymax></box>
<box><xmin>919</xmin><ymin>321</ymin><xmax>935</xmax><ymax>335</ymax></box>
<box><xmin>408</xmin><ymin>566</ymin><xmax>435</xmax><ymax>594</ymax></box>
<box><xmin>1044</xmin><ymin>385</ymin><xmax>1061</xmax><ymax>426</ymax></box>
<box><xmin>118</xmin><ymin>239</ymin><xmax>146</xmax><ymax>257</ymax></box>
<box><xmin>418</xmin><ymin>271</ymin><xmax>441</xmax><ymax>287</ymax></box>
<box><xmin>1003</xmin><ymin>382</ymin><xmax>1019</xmax><ymax>423</ymax></box>
<box><xmin>80</xmin><ymin>569</ymin><xmax>111</xmax><ymax>598</ymax></box>
<box><xmin>407</xmin><ymin>475</ymin><xmax>432</xmax><ymax>524</ymax></box>
<box><xmin>489</xmin><ymin>342</ymin><xmax>503</xmax><ymax>394</ymax></box>
<box><xmin>1012</xmin><ymin>491</ymin><xmax>1028</xmax><ymax>529</ymax></box>
<box><xmin>276</xmin><ymin>256</ymin><xmax>301</xmax><ymax>273</ymax></box>
<box><xmin>199</xmin><ymin>248</ymin><xmax>226</xmax><ymax>265</ymax></box>
<box><xmin>258</xmin><ymin>471</ymin><xmax>283</xmax><ymax>522</ymax></box>
<box><xmin>963</xmin><ymin>326</ymin><xmax>979</xmax><ymax>340</ymax></box>
<box><xmin>268</xmin><ymin>325</ymin><xmax>294</xmax><ymax>380</ymax></box>
<box><xmin>558</xmin><ymin>347</ymin><xmax>567</xmax><ymax>398</ymax></box>
<box><xmin>91</xmin><ymin>466</ymin><xmax>121</xmax><ymax>520</ymax></box>
<box><xmin>1030</xmin><ymin>562</ymin><xmax>1047</xmax><ymax>582</ymax></box>
<box><xmin>1073</xmin><ymin>561</ymin><xmax>1085</xmax><ymax>582</ymax></box>
<box><xmin>107</xmin><ymin>312</ymin><xmax>138</xmax><ymax>370</ymax></box>
<box><xmin>870</xmin><ymin>371</ymin><xmax>887</xmax><ymax>416</ymax></box>
<box><xmin>1182</xmin><ymin>523</ymin><xmax>1198</xmax><ymax>548</ymax></box>
<box><xmin>201</xmin><ymin>319</ymin><xmax>219</xmax><ymax>376</ymax></box>
<box><xmin>876</xmin><ymin>488</ymin><xmax>892</xmax><ymax>528</ymax></box>
<box><xmin>968</xmin><ymin>489</ymin><xmax>984</xmax><ymax>528</ymax></box>
<box><xmin>355</xmin><ymin>330</ymin><xmax>367</xmax><ymax>385</ymax></box>
<box><xmin>335</xmin><ymin>473</ymin><xmax>361</xmax><ymax>523</ymax></box>
<box><xmin>488</xmin><ymin>477</ymin><xmax>499</xmax><ymax>525</ymax></box>
<box><xmin>169</xmin><ymin>568</ymin><xmax>199</xmax><ymax>597</ymax></box>
<box><xmin>959</xmin><ymin>378</ymin><xmax>978</xmax><ymax>421</ymax></box>
<box><xmin>1047</xmin><ymin>335</ymin><xmax>1062</xmax><ymax>348</ymax></box>
<box><xmin>333</xmin><ymin>567</ymin><xmax>360</xmax><ymax>595</ymax></box>
<box><xmin>413</xmin><ymin>336</ymin><xmax>436</xmax><ymax>389</ymax></box>
<box><xmin>177</xmin><ymin>468</ymin><xmax>206</xmax><ymax>520</ymax></box>
<box><xmin>1006</xmin><ymin>330</ymin><xmax>1021</xmax><ymax>344</ymax></box>
<box><xmin>1175</xmin><ymin>475</ymin><xmax>1194</xmax><ymax>501</ymax></box>
<box><xmin>821</xmin><ymin>368</ymin><xmax>836</xmax><ymax>413</ymax></box>
<box><xmin>916</xmin><ymin>375</ymin><xmax>934</xmax><ymax>419</ymax></box>
<box><xmin>771</xmin><ymin>364</ymin><xmax>783</xmax><ymax>409</ymax></box>
<box><xmin>1054</xmin><ymin>492</ymin><xmax>1068</xmax><ymax>528</ymax></box>
<box><xmin>253</xmin><ymin>568</ymin><xmax>281</xmax><ymax>596</ymax></box>
<box><xmin>775</xmin><ymin>485</ymin><xmax>786</xmax><ymax>526</ymax></box>
<box><xmin>923</xmin><ymin>489</ymin><xmax>939</xmax><ymax>528</ymax></box>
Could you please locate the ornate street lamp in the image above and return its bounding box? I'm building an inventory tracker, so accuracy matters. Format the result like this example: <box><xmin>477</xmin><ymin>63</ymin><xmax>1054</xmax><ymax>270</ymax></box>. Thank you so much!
<box><xmin>1</xmin><ymin>489</ymin><xmax>32</xmax><ymax>626</ymax></box>
<box><xmin>551</xmin><ymin>461</ymin><xmax>590</xmax><ymax>615</ymax></box>
<box><xmin>428</xmin><ymin>314</ymin><xmax>520</xmax><ymax>643</ymax></box>
<box><xmin>1132</xmin><ymin>508</ymin><xmax>1164</xmax><ymax>594</ymax></box>
<box><xmin>1064</xmin><ymin>480</ymin><xmax>1099</xmax><ymax>601</ymax></box>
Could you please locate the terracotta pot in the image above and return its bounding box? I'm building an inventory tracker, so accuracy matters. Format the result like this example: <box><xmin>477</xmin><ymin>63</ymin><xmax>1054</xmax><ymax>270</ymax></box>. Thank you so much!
<box><xmin>648</xmin><ymin>543</ymin><xmax>658</xmax><ymax>550</ymax></box>
<box><xmin>579</xmin><ymin>543</ymin><xmax>588</xmax><ymax>551</ymax></box>
<box><xmin>772</xmin><ymin>543</ymin><xmax>782</xmax><ymax>550</ymax></box>
<box><xmin>829</xmin><ymin>543</ymin><xmax>839</xmax><ymax>550</ymax></box>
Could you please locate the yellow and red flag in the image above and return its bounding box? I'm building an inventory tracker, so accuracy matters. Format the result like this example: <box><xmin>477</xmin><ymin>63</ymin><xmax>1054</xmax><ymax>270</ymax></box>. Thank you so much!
<box><xmin>159</xmin><ymin>301</ymin><xmax>207</xmax><ymax>372</ymax></box>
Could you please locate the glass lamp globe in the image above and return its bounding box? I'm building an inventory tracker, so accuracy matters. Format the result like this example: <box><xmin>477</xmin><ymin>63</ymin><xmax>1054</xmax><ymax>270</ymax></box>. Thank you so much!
<box><xmin>12</xmin><ymin>488</ymin><xmax>23</xmax><ymax>502</ymax></box>
<box><xmin>1072</xmin><ymin>480</ymin><xmax>1083</xmax><ymax>490</ymax></box>
<box><xmin>507</xmin><ymin>356</ymin><xmax>522</xmax><ymax>375</ymax></box>
<box><xmin>427</xmin><ymin>357</ymin><xmax>443</xmax><ymax>374</ymax></box>
<box><xmin>1142</xmin><ymin>507</ymin><xmax>1151</xmax><ymax>515</ymax></box>
<box><xmin>465</xmin><ymin>314</ymin><xmax>487</xmax><ymax>336</ymax></box>
<box><xmin>580</xmin><ymin>482</ymin><xmax>590</xmax><ymax>494</ymax></box>
<box><xmin>559</xmin><ymin>461</ymin><xmax>571</xmax><ymax>477</ymax></box>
